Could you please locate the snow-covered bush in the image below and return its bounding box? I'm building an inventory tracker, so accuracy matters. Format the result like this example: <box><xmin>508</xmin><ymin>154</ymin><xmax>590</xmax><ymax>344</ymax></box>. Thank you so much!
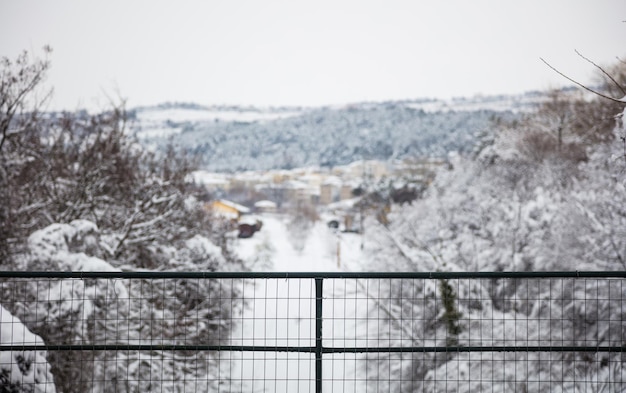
<box><xmin>1</xmin><ymin>219</ymin><xmax>239</xmax><ymax>392</ymax></box>
<box><xmin>0</xmin><ymin>305</ymin><xmax>56</xmax><ymax>393</ymax></box>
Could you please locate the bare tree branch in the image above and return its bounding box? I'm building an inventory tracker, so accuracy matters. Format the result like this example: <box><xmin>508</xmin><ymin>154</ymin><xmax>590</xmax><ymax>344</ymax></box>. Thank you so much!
<box><xmin>540</xmin><ymin>57</ymin><xmax>626</xmax><ymax>104</ymax></box>
<box><xmin>575</xmin><ymin>50</ymin><xmax>626</xmax><ymax>96</ymax></box>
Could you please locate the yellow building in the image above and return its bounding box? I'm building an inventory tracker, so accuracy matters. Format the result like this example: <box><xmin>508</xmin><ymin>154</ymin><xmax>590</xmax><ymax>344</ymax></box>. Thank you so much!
<box><xmin>209</xmin><ymin>199</ymin><xmax>251</xmax><ymax>220</ymax></box>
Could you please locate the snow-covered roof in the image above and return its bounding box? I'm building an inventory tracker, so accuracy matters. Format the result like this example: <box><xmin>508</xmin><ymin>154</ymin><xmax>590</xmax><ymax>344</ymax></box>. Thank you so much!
<box><xmin>284</xmin><ymin>180</ymin><xmax>310</xmax><ymax>189</ymax></box>
<box><xmin>216</xmin><ymin>199</ymin><xmax>251</xmax><ymax>214</ymax></box>
<box><xmin>322</xmin><ymin>176</ymin><xmax>342</xmax><ymax>187</ymax></box>
<box><xmin>188</xmin><ymin>170</ymin><xmax>230</xmax><ymax>185</ymax></box>
<box><xmin>326</xmin><ymin>197</ymin><xmax>360</xmax><ymax>210</ymax></box>
<box><xmin>254</xmin><ymin>200</ymin><xmax>277</xmax><ymax>208</ymax></box>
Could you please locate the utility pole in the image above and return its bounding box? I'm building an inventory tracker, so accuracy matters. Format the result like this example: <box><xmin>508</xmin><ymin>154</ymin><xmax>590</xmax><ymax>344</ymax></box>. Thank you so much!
<box><xmin>336</xmin><ymin>232</ymin><xmax>341</xmax><ymax>268</ymax></box>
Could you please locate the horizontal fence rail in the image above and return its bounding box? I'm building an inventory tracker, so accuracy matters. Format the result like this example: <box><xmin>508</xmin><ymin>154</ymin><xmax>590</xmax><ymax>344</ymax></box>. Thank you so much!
<box><xmin>1</xmin><ymin>271</ymin><xmax>625</xmax><ymax>392</ymax></box>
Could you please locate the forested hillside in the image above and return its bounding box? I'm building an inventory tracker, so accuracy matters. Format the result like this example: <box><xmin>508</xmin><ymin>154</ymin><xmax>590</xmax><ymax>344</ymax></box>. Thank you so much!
<box><xmin>130</xmin><ymin>97</ymin><xmax>536</xmax><ymax>172</ymax></box>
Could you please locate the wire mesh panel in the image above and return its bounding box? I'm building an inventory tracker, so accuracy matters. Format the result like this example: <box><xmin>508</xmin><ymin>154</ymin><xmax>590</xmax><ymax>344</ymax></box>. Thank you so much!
<box><xmin>227</xmin><ymin>277</ymin><xmax>317</xmax><ymax>392</ymax></box>
<box><xmin>0</xmin><ymin>271</ymin><xmax>625</xmax><ymax>392</ymax></box>
<box><xmin>1</xmin><ymin>275</ymin><xmax>243</xmax><ymax>392</ymax></box>
<box><xmin>322</xmin><ymin>276</ymin><xmax>626</xmax><ymax>392</ymax></box>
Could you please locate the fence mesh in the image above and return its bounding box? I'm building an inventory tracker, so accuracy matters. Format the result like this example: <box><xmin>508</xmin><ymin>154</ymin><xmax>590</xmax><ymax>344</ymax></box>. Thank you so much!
<box><xmin>0</xmin><ymin>272</ymin><xmax>624</xmax><ymax>392</ymax></box>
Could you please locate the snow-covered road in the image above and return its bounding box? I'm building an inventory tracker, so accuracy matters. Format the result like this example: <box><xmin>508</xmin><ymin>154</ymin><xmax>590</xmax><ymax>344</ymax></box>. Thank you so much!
<box><xmin>226</xmin><ymin>214</ymin><xmax>367</xmax><ymax>392</ymax></box>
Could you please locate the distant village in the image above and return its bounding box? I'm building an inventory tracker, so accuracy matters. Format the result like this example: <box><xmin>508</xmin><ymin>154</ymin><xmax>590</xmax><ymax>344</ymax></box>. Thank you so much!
<box><xmin>191</xmin><ymin>158</ymin><xmax>447</xmax><ymax>237</ymax></box>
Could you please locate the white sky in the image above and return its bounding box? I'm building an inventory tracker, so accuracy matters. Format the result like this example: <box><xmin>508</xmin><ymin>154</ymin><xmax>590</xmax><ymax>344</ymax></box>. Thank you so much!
<box><xmin>1</xmin><ymin>0</ymin><xmax>624</xmax><ymax>111</ymax></box>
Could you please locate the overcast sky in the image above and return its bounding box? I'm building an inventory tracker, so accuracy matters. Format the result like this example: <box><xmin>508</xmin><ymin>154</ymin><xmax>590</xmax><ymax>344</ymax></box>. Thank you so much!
<box><xmin>1</xmin><ymin>0</ymin><xmax>624</xmax><ymax>111</ymax></box>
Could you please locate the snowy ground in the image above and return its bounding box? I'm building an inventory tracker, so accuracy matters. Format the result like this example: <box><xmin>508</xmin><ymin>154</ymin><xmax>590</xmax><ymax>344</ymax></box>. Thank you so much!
<box><xmin>234</xmin><ymin>213</ymin><xmax>364</xmax><ymax>272</ymax></box>
<box><xmin>225</xmin><ymin>214</ymin><xmax>367</xmax><ymax>392</ymax></box>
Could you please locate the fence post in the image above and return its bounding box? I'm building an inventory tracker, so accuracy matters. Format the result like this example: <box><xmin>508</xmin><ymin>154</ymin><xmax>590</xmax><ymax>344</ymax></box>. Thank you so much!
<box><xmin>315</xmin><ymin>278</ymin><xmax>323</xmax><ymax>393</ymax></box>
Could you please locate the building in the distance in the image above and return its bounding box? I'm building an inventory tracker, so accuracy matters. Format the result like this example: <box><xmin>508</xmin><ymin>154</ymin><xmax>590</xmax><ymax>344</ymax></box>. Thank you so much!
<box><xmin>209</xmin><ymin>199</ymin><xmax>251</xmax><ymax>220</ymax></box>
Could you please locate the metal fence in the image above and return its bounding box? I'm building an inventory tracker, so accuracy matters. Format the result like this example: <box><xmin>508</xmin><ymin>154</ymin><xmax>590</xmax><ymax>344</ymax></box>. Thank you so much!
<box><xmin>1</xmin><ymin>271</ymin><xmax>625</xmax><ymax>392</ymax></box>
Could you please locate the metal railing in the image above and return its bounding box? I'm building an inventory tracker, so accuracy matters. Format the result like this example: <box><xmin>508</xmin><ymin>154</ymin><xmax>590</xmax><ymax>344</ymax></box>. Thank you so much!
<box><xmin>1</xmin><ymin>271</ymin><xmax>625</xmax><ymax>392</ymax></box>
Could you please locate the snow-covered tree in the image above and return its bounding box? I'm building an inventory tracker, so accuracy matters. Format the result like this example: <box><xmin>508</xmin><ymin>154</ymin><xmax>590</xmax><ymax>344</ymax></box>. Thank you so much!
<box><xmin>359</xmin><ymin>60</ymin><xmax>626</xmax><ymax>391</ymax></box>
<box><xmin>0</xmin><ymin>49</ymin><xmax>243</xmax><ymax>393</ymax></box>
<box><xmin>0</xmin><ymin>48</ymin><xmax>51</xmax><ymax>262</ymax></box>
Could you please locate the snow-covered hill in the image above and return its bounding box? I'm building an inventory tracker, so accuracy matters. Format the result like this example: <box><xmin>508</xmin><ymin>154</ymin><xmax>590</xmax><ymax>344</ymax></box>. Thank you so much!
<box><xmin>129</xmin><ymin>92</ymin><xmax>546</xmax><ymax>172</ymax></box>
